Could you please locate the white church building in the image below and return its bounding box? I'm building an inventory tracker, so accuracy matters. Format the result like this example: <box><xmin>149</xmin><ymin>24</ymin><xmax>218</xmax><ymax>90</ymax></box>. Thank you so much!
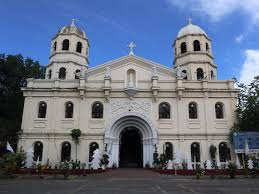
<box><xmin>18</xmin><ymin>20</ymin><xmax>239</xmax><ymax>168</ymax></box>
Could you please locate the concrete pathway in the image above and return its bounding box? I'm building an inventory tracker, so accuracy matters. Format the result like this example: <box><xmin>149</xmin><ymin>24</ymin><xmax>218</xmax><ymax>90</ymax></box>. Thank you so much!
<box><xmin>105</xmin><ymin>168</ymin><xmax>159</xmax><ymax>178</ymax></box>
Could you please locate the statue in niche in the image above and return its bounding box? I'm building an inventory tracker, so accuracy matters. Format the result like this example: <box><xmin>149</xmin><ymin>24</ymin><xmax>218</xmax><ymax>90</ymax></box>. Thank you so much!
<box><xmin>128</xmin><ymin>73</ymin><xmax>135</xmax><ymax>88</ymax></box>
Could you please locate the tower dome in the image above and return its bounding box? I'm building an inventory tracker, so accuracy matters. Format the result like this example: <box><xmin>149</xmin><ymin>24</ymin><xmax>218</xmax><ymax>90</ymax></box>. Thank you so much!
<box><xmin>177</xmin><ymin>19</ymin><xmax>207</xmax><ymax>38</ymax></box>
<box><xmin>58</xmin><ymin>19</ymin><xmax>87</xmax><ymax>39</ymax></box>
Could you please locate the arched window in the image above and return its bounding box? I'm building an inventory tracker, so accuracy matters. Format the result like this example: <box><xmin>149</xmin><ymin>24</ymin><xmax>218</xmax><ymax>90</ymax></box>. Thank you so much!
<box><xmin>53</xmin><ymin>41</ymin><xmax>57</xmax><ymax>51</ymax></box>
<box><xmin>164</xmin><ymin>142</ymin><xmax>173</xmax><ymax>160</ymax></box>
<box><xmin>62</xmin><ymin>39</ymin><xmax>69</xmax><ymax>50</ymax></box>
<box><xmin>193</xmin><ymin>40</ymin><xmax>201</xmax><ymax>51</ymax></box>
<box><xmin>92</xmin><ymin>102</ymin><xmax>103</xmax><ymax>118</ymax></box>
<box><xmin>159</xmin><ymin>102</ymin><xmax>170</xmax><ymax>119</ymax></box>
<box><xmin>61</xmin><ymin>142</ymin><xmax>71</xmax><ymax>162</ymax></box>
<box><xmin>33</xmin><ymin>141</ymin><xmax>43</xmax><ymax>161</ymax></box>
<box><xmin>76</xmin><ymin>42</ymin><xmax>82</xmax><ymax>53</ymax></box>
<box><xmin>182</xmin><ymin>70</ymin><xmax>187</xmax><ymax>80</ymax></box>
<box><xmin>89</xmin><ymin>142</ymin><xmax>99</xmax><ymax>162</ymax></box>
<box><xmin>189</xmin><ymin>102</ymin><xmax>198</xmax><ymax>119</ymax></box>
<box><xmin>191</xmin><ymin>142</ymin><xmax>200</xmax><ymax>162</ymax></box>
<box><xmin>180</xmin><ymin>42</ymin><xmax>187</xmax><ymax>54</ymax></box>
<box><xmin>48</xmin><ymin>69</ymin><xmax>52</xmax><ymax>79</ymax></box>
<box><xmin>59</xmin><ymin>67</ymin><xmax>66</xmax><ymax>79</ymax></box>
<box><xmin>210</xmin><ymin>71</ymin><xmax>214</xmax><ymax>80</ymax></box>
<box><xmin>65</xmin><ymin>102</ymin><xmax>74</xmax><ymax>118</ymax></box>
<box><xmin>215</xmin><ymin>102</ymin><xmax>224</xmax><ymax>119</ymax></box>
<box><xmin>219</xmin><ymin>142</ymin><xmax>231</xmax><ymax>162</ymax></box>
<box><xmin>197</xmin><ymin>68</ymin><xmax>204</xmax><ymax>80</ymax></box>
<box><xmin>206</xmin><ymin>43</ymin><xmax>210</xmax><ymax>52</ymax></box>
<box><xmin>38</xmin><ymin>101</ymin><xmax>47</xmax><ymax>118</ymax></box>
<box><xmin>75</xmin><ymin>69</ymin><xmax>80</xmax><ymax>79</ymax></box>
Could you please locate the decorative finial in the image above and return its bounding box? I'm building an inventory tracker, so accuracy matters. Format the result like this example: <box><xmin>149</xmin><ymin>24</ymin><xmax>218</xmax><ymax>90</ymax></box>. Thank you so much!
<box><xmin>127</xmin><ymin>42</ymin><xmax>136</xmax><ymax>55</ymax></box>
<box><xmin>71</xmin><ymin>19</ymin><xmax>76</xmax><ymax>27</ymax></box>
<box><xmin>187</xmin><ymin>17</ymin><xmax>192</xmax><ymax>25</ymax></box>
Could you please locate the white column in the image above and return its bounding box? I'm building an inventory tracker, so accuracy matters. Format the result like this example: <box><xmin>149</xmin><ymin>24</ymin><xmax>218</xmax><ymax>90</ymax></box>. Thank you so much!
<box><xmin>143</xmin><ymin>139</ymin><xmax>153</xmax><ymax>167</ymax></box>
<box><xmin>114</xmin><ymin>141</ymin><xmax>120</xmax><ymax>167</ymax></box>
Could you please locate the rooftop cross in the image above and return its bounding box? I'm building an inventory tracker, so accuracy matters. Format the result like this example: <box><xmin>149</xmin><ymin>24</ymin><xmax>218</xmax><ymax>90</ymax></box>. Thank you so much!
<box><xmin>71</xmin><ymin>19</ymin><xmax>76</xmax><ymax>27</ymax></box>
<box><xmin>187</xmin><ymin>17</ymin><xmax>192</xmax><ymax>25</ymax></box>
<box><xmin>127</xmin><ymin>42</ymin><xmax>136</xmax><ymax>55</ymax></box>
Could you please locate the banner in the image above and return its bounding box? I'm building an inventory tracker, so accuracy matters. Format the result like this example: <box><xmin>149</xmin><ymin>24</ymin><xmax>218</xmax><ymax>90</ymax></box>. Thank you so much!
<box><xmin>233</xmin><ymin>132</ymin><xmax>259</xmax><ymax>153</ymax></box>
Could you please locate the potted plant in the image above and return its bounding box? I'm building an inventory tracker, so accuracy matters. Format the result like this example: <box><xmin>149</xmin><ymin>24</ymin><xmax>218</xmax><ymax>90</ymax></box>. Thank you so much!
<box><xmin>159</xmin><ymin>153</ymin><xmax>167</xmax><ymax>170</ymax></box>
<box><xmin>195</xmin><ymin>164</ymin><xmax>204</xmax><ymax>179</ymax></box>
<box><xmin>70</xmin><ymin>129</ymin><xmax>81</xmax><ymax>160</ymax></box>
<box><xmin>36</xmin><ymin>163</ymin><xmax>44</xmax><ymax>179</ymax></box>
<box><xmin>227</xmin><ymin>162</ymin><xmax>237</xmax><ymax>179</ymax></box>
<box><xmin>59</xmin><ymin>161</ymin><xmax>70</xmax><ymax>179</ymax></box>
<box><xmin>112</xmin><ymin>163</ymin><xmax>117</xmax><ymax>169</ymax></box>
<box><xmin>153</xmin><ymin>152</ymin><xmax>159</xmax><ymax>169</ymax></box>
<box><xmin>145</xmin><ymin>163</ymin><xmax>150</xmax><ymax>169</ymax></box>
<box><xmin>100</xmin><ymin>154</ymin><xmax>109</xmax><ymax>170</ymax></box>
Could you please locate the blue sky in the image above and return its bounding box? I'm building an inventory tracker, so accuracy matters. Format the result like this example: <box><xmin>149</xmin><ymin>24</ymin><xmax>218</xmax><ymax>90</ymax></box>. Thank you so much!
<box><xmin>1</xmin><ymin>0</ymin><xmax>259</xmax><ymax>83</ymax></box>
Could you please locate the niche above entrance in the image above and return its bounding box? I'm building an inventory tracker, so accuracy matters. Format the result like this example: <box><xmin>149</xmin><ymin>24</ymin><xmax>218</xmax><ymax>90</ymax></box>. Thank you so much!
<box><xmin>124</xmin><ymin>68</ymin><xmax>138</xmax><ymax>99</ymax></box>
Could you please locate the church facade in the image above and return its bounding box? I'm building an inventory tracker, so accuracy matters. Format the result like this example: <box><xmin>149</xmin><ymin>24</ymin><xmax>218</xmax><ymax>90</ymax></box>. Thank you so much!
<box><xmin>18</xmin><ymin>20</ymin><xmax>239</xmax><ymax>168</ymax></box>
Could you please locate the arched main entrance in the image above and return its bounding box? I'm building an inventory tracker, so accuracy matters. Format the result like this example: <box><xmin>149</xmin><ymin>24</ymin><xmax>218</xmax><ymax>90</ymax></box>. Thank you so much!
<box><xmin>104</xmin><ymin>112</ymin><xmax>158</xmax><ymax>168</ymax></box>
<box><xmin>119</xmin><ymin>127</ymin><xmax>143</xmax><ymax>168</ymax></box>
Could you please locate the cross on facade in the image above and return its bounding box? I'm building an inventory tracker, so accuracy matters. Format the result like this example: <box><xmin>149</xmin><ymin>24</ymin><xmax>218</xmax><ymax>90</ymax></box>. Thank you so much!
<box><xmin>127</xmin><ymin>42</ymin><xmax>136</xmax><ymax>55</ymax></box>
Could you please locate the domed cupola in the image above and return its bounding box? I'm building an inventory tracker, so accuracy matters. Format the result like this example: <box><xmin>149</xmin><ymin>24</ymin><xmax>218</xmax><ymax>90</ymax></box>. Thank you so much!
<box><xmin>58</xmin><ymin>21</ymin><xmax>87</xmax><ymax>39</ymax></box>
<box><xmin>177</xmin><ymin>21</ymin><xmax>207</xmax><ymax>38</ymax></box>
<box><xmin>45</xmin><ymin>20</ymin><xmax>90</xmax><ymax>80</ymax></box>
<box><xmin>173</xmin><ymin>19</ymin><xmax>217</xmax><ymax>81</ymax></box>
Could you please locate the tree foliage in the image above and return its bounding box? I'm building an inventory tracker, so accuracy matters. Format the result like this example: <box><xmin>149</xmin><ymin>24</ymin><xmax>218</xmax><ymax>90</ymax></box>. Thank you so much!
<box><xmin>70</xmin><ymin>129</ymin><xmax>81</xmax><ymax>144</ymax></box>
<box><xmin>0</xmin><ymin>53</ymin><xmax>44</xmax><ymax>154</ymax></box>
<box><xmin>0</xmin><ymin>148</ymin><xmax>26</xmax><ymax>175</ymax></box>
<box><xmin>235</xmin><ymin>76</ymin><xmax>259</xmax><ymax>131</ymax></box>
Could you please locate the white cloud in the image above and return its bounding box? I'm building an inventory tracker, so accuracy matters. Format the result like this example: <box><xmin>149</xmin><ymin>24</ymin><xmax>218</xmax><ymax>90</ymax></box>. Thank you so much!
<box><xmin>239</xmin><ymin>50</ymin><xmax>259</xmax><ymax>84</ymax></box>
<box><xmin>166</xmin><ymin>0</ymin><xmax>259</xmax><ymax>23</ymax></box>
<box><xmin>235</xmin><ymin>34</ymin><xmax>244</xmax><ymax>44</ymax></box>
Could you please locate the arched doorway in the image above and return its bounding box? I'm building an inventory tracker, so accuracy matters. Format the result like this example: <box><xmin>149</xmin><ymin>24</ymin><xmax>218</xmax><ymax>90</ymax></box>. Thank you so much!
<box><xmin>119</xmin><ymin>127</ymin><xmax>143</xmax><ymax>168</ymax></box>
<box><xmin>104</xmin><ymin>112</ymin><xmax>158</xmax><ymax>168</ymax></box>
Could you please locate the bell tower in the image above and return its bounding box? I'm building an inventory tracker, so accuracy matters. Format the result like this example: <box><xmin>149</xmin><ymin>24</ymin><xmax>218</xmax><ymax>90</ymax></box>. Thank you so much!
<box><xmin>173</xmin><ymin>19</ymin><xmax>217</xmax><ymax>80</ymax></box>
<box><xmin>45</xmin><ymin>20</ymin><xmax>90</xmax><ymax>80</ymax></box>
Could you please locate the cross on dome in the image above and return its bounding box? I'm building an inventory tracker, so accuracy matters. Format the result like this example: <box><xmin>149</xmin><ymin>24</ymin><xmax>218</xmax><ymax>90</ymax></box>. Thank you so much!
<box><xmin>187</xmin><ymin>17</ymin><xmax>192</xmax><ymax>25</ymax></box>
<box><xmin>71</xmin><ymin>19</ymin><xmax>76</xmax><ymax>27</ymax></box>
<box><xmin>127</xmin><ymin>42</ymin><xmax>136</xmax><ymax>55</ymax></box>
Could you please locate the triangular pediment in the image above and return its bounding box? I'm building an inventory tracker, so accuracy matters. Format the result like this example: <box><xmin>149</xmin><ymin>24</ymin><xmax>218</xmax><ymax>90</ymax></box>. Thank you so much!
<box><xmin>86</xmin><ymin>55</ymin><xmax>176</xmax><ymax>81</ymax></box>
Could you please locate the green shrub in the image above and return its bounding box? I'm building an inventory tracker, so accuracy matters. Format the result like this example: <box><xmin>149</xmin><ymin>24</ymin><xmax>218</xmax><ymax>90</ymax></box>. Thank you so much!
<box><xmin>195</xmin><ymin>164</ymin><xmax>204</xmax><ymax>179</ymax></box>
<box><xmin>1</xmin><ymin>149</ymin><xmax>26</xmax><ymax>175</ymax></box>
<box><xmin>59</xmin><ymin>162</ymin><xmax>70</xmax><ymax>179</ymax></box>
<box><xmin>227</xmin><ymin>162</ymin><xmax>237</xmax><ymax>179</ymax></box>
<box><xmin>159</xmin><ymin>153</ymin><xmax>167</xmax><ymax>169</ymax></box>
<box><xmin>153</xmin><ymin>152</ymin><xmax>159</xmax><ymax>168</ymax></box>
<box><xmin>100</xmin><ymin>154</ymin><xmax>109</xmax><ymax>167</ymax></box>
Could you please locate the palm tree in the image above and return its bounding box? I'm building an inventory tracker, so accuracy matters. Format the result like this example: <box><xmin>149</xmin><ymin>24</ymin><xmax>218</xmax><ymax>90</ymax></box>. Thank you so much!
<box><xmin>70</xmin><ymin>129</ymin><xmax>81</xmax><ymax>160</ymax></box>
